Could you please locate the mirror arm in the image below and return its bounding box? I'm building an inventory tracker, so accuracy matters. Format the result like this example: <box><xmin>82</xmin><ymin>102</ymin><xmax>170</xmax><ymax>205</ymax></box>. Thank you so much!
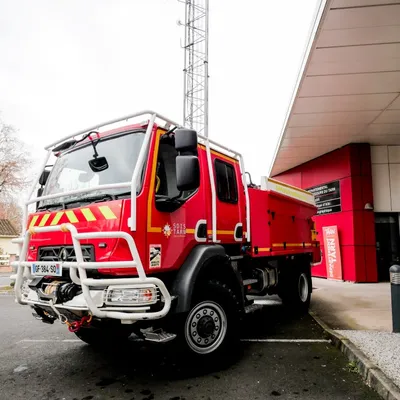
<box><xmin>91</xmin><ymin>142</ymin><xmax>99</xmax><ymax>158</ymax></box>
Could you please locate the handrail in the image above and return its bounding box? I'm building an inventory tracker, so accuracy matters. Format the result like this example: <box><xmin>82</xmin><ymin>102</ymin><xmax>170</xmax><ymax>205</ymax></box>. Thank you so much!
<box><xmin>45</xmin><ymin>110</ymin><xmax>181</xmax><ymax>150</ymax></box>
<box><xmin>23</xmin><ymin>110</ymin><xmax>182</xmax><ymax>233</ymax></box>
<box><xmin>198</xmin><ymin>134</ymin><xmax>251</xmax><ymax>243</ymax></box>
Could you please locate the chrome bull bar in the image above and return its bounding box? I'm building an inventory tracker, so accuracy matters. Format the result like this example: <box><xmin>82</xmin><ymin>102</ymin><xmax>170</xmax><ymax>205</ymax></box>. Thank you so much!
<box><xmin>11</xmin><ymin>223</ymin><xmax>172</xmax><ymax>322</ymax></box>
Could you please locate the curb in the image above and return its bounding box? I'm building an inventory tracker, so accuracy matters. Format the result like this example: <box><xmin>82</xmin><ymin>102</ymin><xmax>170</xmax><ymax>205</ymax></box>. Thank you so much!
<box><xmin>309</xmin><ymin>310</ymin><xmax>400</xmax><ymax>400</ymax></box>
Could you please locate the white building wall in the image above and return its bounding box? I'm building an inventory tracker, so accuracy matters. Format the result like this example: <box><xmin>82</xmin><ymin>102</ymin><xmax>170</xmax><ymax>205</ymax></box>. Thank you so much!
<box><xmin>371</xmin><ymin>146</ymin><xmax>400</xmax><ymax>212</ymax></box>
<box><xmin>0</xmin><ymin>237</ymin><xmax>19</xmax><ymax>255</ymax></box>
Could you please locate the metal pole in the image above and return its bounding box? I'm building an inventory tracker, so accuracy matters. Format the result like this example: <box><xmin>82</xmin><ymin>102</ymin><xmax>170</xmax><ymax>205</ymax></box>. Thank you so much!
<box><xmin>180</xmin><ymin>0</ymin><xmax>208</xmax><ymax>135</ymax></box>
<box><xmin>183</xmin><ymin>0</ymin><xmax>188</xmax><ymax>125</ymax></box>
<box><xmin>204</xmin><ymin>0</ymin><xmax>209</xmax><ymax>138</ymax></box>
<box><xmin>390</xmin><ymin>264</ymin><xmax>400</xmax><ymax>333</ymax></box>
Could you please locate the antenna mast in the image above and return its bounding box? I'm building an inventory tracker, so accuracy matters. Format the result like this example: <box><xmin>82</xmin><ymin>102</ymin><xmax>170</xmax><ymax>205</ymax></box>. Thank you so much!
<box><xmin>181</xmin><ymin>0</ymin><xmax>209</xmax><ymax>137</ymax></box>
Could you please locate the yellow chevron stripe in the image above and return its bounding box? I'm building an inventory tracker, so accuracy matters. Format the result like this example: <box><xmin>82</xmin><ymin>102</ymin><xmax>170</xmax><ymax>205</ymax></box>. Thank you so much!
<box><xmin>65</xmin><ymin>210</ymin><xmax>78</xmax><ymax>223</ymax></box>
<box><xmin>29</xmin><ymin>215</ymin><xmax>39</xmax><ymax>228</ymax></box>
<box><xmin>81</xmin><ymin>208</ymin><xmax>96</xmax><ymax>222</ymax></box>
<box><xmin>39</xmin><ymin>214</ymin><xmax>51</xmax><ymax>227</ymax></box>
<box><xmin>99</xmin><ymin>206</ymin><xmax>117</xmax><ymax>220</ymax></box>
<box><xmin>50</xmin><ymin>212</ymin><xmax>64</xmax><ymax>226</ymax></box>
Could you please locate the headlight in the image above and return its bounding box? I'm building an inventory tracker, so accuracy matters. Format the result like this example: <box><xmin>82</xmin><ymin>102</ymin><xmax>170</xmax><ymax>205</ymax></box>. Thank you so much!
<box><xmin>105</xmin><ymin>285</ymin><xmax>158</xmax><ymax>306</ymax></box>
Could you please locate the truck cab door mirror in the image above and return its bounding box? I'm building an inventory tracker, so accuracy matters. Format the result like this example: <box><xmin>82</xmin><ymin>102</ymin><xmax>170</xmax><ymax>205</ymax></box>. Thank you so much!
<box><xmin>176</xmin><ymin>155</ymin><xmax>200</xmax><ymax>191</ymax></box>
<box><xmin>39</xmin><ymin>169</ymin><xmax>50</xmax><ymax>186</ymax></box>
<box><xmin>174</xmin><ymin>129</ymin><xmax>198</xmax><ymax>155</ymax></box>
<box><xmin>36</xmin><ymin>187</ymin><xmax>44</xmax><ymax>210</ymax></box>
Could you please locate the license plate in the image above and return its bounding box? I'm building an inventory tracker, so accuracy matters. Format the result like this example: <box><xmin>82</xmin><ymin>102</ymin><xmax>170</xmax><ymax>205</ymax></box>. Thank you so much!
<box><xmin>32</xmin><ymin>263</ymin><xmax>62</xmax><ymax>276</ymax></box>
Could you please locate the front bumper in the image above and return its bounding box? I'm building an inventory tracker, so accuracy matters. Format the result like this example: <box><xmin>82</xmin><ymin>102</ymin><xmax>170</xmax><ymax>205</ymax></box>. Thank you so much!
<box><xmin>12</xmin><ymin>223</ymin><xmax>172</xmax><ymax>323</ymax></box>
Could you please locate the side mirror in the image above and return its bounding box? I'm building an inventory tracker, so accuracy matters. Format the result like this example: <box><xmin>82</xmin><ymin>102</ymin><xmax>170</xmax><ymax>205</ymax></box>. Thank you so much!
<box><xmin>36</xmin><ymin>187</ymin><xmax>44</xmax><ymax>210</ymax></box>
<box><xmin>39</xmin><ymin>169</ymin><xmax>50</xmax><ymax>186</ymax></box>
<box><xmin>174</xmin><ymin>129</ymin><xmax>198</xmax><ymax>154</ymax></box>
<box><xmin>176</xmin><ymin>155</ymin><xmax>200</xmax><ymax>191</ymax></box>
<box><xmin>89</xmin><ymin>156</ymin><xmax>109</xmax><ymax>172</ymax></box>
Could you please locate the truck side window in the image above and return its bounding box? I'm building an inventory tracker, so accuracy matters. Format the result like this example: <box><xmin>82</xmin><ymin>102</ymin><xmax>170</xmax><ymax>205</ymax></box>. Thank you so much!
<box><xmin>154</xmin><ymin>140</ymin><xmax>196</xmax><ymax>211</ymax></box>
<box><xmin>215</xmin><ymin>159</ymin><xmax>238</xmax><ymax>203</ymax></box>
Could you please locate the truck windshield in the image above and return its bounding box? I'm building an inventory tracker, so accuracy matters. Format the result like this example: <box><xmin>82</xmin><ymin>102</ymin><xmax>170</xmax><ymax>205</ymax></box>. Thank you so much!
<box><xmin>41</xmin><ymin>131</ymin><xmax>146</xmax><ymax>207</ymax></box>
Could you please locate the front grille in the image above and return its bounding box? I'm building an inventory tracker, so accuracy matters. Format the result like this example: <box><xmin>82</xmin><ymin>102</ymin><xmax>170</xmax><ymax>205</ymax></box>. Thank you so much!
<box><xmin>38</xmin><ymin>245</ymin><xmax>94</xmax><ymax>263</ymax></box>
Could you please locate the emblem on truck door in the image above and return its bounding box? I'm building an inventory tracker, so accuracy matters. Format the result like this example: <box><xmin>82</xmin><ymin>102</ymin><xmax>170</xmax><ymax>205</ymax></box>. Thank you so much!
<box><xmin>162</xmin><ymin>224</ymin><xmax>172</xmax><ymax>238</ymax></box>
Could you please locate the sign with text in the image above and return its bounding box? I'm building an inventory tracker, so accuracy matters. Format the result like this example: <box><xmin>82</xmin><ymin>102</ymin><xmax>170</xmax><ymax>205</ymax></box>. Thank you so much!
<box><xmin>307</xmin><ymin>180</ymin><xmax>341</xmax><ymax>215</ymax></box>
<box><xmin>322</xmin><ymin>226</ymin><xmax>343</xmax><ymax>281</ymax></box>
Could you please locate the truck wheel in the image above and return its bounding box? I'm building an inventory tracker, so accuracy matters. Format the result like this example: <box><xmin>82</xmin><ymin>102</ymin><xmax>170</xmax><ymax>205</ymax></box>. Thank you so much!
<box><xmin>182</xmin><ymin>280</ymin><xmax>240</xmax><ymax>358</ymax></box>
<box><xmin>74</xmin><ymin>326</ymin><xmax>130</xmax><ymax>347</ymax></box>
<box><xmin>280</xmin><ymin>267</ymin><xmax>311</xmax><ymax>314</ymax></box>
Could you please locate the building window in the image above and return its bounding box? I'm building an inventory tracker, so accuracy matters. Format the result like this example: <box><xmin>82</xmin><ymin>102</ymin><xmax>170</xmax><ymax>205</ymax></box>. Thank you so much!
<box><xmin>215</xmin><ymin>159</ymin><xmax>238</xmax><ymax>203</ymax></box>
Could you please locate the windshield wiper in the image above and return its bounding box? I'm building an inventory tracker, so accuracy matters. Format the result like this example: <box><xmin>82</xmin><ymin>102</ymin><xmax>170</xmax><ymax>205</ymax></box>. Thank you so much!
<box><xmin>37</xmin><ymin>193</ymin><xmax>126</xmax><ymax>212</ymax></box>
<box><xmin>115</xmin><ymin>191</ymin><xmax>131</xmax><ymax>199</ymax></box>
<box><xmin>64</xmin><ymin>193</ymin><xmax>117</xmax><ymax>206</ymax></box>
<box><xmin>37</xmin><ymin>202</ymin><xmax>66</xmax><ymax>211</ymax></box>
<box><xmin>38</xmin><ymin>194</ymin><xmax>117</xmax><ymax>211</ymax></box>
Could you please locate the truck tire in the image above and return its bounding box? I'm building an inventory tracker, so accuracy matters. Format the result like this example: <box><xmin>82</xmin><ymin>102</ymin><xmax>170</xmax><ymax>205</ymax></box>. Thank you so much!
<box><xmin>74</xmin><ymin>326</ymin><xmax>130</xmax><ymax>347</ymax></box>
<box><xmin>279</xmin><ymin>265</ymin><xmax>311</xmax><ymax>314</ymax></box>
<box><xmin>179</xmin><ymin>279</ymin><xmax>240</xmax><ymax>359</ymax></box>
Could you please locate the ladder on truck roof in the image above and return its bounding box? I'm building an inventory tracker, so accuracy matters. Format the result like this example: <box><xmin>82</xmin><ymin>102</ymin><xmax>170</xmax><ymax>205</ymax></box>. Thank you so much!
<box><xmin>261</xmin><ymin>177</ymin><xmax>316</xmax><ymax>206</ymax></box>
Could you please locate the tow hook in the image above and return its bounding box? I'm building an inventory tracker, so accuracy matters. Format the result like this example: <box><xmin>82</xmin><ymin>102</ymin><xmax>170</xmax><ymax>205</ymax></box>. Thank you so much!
<box><xmin>65</xmin><ymin>315</ymin><xmax>93</xmax><ymax>333</ymax></box>
<box><xmin>47</xmin><ymin>299</ymin><xmax>92</xmax><ymax>332</ymax></box>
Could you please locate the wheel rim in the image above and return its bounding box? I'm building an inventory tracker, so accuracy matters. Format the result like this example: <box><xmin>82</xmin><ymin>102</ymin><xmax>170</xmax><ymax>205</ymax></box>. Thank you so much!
<box><xmin>185</xmin><ymin>301</ymin><xmax>227</xmax><ymax>354</ymax></box>
<box><xmin>298</xmin><ymin>273</ymin><xmax>309</xmax><ymax>303</ymax></box>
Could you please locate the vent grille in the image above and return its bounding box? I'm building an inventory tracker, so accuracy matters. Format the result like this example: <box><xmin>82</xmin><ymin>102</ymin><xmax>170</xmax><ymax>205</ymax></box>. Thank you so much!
<box><xmin>38</xmin><ymin>245</ymin><xmax>94</xmax><ymax>263</ymax></box>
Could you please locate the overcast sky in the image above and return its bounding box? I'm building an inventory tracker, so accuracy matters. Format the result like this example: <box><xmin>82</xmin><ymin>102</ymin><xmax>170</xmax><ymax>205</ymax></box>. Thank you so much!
<box><xmin>0</xmin><ymin>0</ymin><xmax>319</xmax><ymax>186</ymax></box>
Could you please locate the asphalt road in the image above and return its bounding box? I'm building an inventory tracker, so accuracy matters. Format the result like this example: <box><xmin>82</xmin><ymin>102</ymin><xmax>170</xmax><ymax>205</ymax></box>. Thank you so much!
<box><xmin>0</xmin><ymin>295</ymin><xmax>380</xmax><ymax>400</ymax></box>
<box><xmin>0</xmin><ymin>274</ymin><xmax>11</xmax><ymax>287</ymax></box>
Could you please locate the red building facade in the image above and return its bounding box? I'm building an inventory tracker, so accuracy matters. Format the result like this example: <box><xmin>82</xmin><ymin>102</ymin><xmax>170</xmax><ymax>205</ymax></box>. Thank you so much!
<box><xmin>273</xmin><ymin>143</ymin><xmax>377</xmax><ymax>283</ymax></box>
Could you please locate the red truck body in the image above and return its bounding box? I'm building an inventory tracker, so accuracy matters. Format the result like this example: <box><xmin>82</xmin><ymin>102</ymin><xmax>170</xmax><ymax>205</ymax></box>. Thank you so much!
<box><xmin>25</xmin><ymin>122</ymin><xmax>319</xmax><ymax>275</ymax></box>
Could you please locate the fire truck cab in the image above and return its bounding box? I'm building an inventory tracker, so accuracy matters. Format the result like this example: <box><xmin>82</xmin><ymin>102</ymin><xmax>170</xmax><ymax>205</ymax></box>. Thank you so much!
<box><xmin>12</xmin><ymin>111</ymin><xmax>320</xmax><ymax>358</ymax></box>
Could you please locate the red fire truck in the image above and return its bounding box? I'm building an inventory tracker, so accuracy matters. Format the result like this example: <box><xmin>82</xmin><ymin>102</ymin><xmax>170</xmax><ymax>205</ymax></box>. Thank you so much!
<box><xmin>12</xmin><ymin>111</ymin><xmax>320</xmax><ymax>358</ymax></box>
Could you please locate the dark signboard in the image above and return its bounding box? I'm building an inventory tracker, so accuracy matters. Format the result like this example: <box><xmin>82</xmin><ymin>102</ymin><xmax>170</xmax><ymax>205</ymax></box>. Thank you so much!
<box><xmin>306</xmin><ymin>180</ymin><xmax>341</xmax><ymax>215</ymax></box>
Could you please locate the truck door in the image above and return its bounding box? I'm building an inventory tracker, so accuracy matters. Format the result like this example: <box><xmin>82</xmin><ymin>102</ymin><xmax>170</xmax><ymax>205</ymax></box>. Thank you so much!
<box><xmin>212</xmin><ymin>155</ymin><xmax>244</xmax><ymax>243</ymax></box>
<box><xmin>146</xmin><ymin>130</ymin><xmax>207</xmax><ymax>271</ymax></box>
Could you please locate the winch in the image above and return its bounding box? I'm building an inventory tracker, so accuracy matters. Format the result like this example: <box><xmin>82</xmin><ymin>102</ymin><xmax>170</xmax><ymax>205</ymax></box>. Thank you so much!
<box><xmin>29</xmin><ymin>278</ymin><xmax>81</xmax><ymax>304</ymax></box>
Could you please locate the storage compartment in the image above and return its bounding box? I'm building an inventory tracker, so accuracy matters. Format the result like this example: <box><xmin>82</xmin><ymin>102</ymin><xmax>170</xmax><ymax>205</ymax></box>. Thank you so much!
<box><xmin>249</xmin><ymin>179</ymin><xmax>317</xmax><ymax>257</ymax></box>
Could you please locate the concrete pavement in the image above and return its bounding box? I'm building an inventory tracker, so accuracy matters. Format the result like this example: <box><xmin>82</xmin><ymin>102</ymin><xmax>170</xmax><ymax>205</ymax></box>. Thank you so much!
<box><xmin>0</xmin><ymin>275</ymin><xmax>11</xmax><ymax>287</ymax></box>
<box><xmin>311</xmin><ymin>277</ymin><xmax>391</xmax><ymax>331</ymax></box>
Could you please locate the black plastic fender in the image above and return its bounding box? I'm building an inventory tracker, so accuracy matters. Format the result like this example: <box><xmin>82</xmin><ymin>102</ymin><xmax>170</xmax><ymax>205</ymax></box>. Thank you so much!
<box><xmin>170</xmin><ymin>244</ymin><xmax>242</xmax><ymax>314</ymax></box>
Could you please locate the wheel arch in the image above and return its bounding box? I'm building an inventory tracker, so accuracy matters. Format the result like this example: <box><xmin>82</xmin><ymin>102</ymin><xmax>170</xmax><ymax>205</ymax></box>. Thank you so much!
<box><xmin>278</xmin><ymin>253</ymin><xmax>313</xmax><ymax>292</ymax></box>
<box><xmin>170</xmin><ymin>245</ymin><xmax>244</xmax><ymax>314</ymax></box>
